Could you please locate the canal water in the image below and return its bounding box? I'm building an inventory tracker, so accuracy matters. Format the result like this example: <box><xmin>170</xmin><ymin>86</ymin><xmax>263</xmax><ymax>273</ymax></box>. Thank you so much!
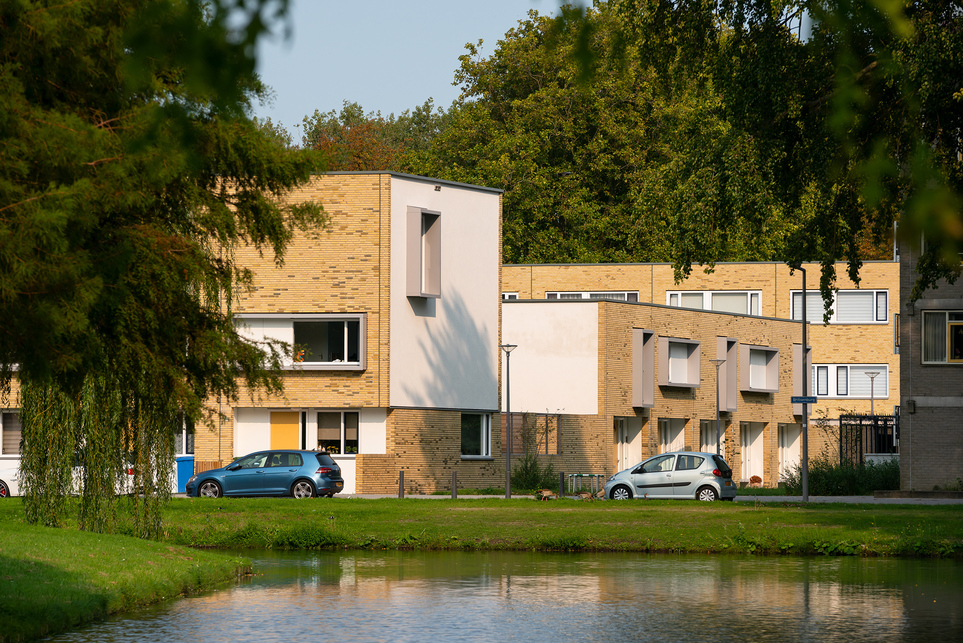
<box><xmin>49</xmin><ymin>551</ymin><xmax>963</xmax><ymax>642</ymax></box>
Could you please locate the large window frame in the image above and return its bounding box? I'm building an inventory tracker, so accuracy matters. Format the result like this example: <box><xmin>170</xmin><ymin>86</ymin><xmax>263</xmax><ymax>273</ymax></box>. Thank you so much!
<box><xmin>235</xmin><ymin>313</ymin><xmax>366</xmax><ymax>371</ymax></box>
<box><xmin>791</xmin><ymin>290</ymin><xmax>888</xmax><ymax>324</ymax></box>
<box><xmin>461</xmin><ymin>413</ymin><xmax>492</xmax><ymax>459</ymax></box>
<box><xmin>666</xmin><ymin>290</ymin><xmax>761</xmax><ymax>316</ymax></box>
<box><xmin>921</xmin><ymin>311</ymin><xmax>963</xmax><ymax>364</ymax></box>
<box><xmin>739</xmin><ymin>345</ymin><xmax>779</xmax><ymax>393</ymax></box>
<box><xmin>810</xmin><ymin>364</ymin><xmax>889</xmax><ymax>399</ymax></box>
<box><xmin>546</xmin><ymin>291</ymin><xmax>639</xmax><ymax>302</ymax></box>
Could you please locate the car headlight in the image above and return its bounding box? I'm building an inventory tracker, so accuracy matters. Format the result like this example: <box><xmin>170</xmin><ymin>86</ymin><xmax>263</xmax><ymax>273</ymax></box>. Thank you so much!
<box><xmin>187</xmin><ymin>475</ymin><xmax>197</xmax><ymax>484</ymax></box>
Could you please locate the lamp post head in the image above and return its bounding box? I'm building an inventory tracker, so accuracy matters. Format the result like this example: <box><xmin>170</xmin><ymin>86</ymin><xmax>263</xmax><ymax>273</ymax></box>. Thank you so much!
<box><xmin>709</xmin><ymin>358</ymin><xmax>726</xmax><ymax>368</ymax></box>
<box><xmin>499</xmin><ymin>344</ymin><xmax>517</xmax><ymax>354</ymax></box>
<box><xmin>865</xmin><ymin>371</ymin><xmax>880</xmax><ymax>381</ymax></box>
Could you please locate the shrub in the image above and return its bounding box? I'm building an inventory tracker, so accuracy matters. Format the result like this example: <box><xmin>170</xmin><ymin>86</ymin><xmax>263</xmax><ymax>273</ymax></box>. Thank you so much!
<box><xmin>511</xmin><ymin>453</ymin><xmax>558</xmax><ymax>491</ymax></box>
<box><xmin>782</xmin><ymin>455</ymin><xmax>900</xmax><ymax>495</ymax></box>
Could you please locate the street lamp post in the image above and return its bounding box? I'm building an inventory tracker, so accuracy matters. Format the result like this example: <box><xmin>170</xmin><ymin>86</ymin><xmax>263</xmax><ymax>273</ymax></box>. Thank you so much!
<box><xmin>709</xmin><ymin>358</ymin><xmax>726</xmax><ymax>456</ymax></box>
<box><xmin>865</xmin><ymin>371</ymin><xmax>880</xmax><ymax>417</ymax></box>
<box><xmin>499</xmin><ymin>343</ymin><xmax>517</xmax><ymax>499</ymax></box>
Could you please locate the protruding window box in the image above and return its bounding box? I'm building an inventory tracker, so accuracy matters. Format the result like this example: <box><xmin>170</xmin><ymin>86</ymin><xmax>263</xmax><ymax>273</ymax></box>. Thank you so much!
<box><xmin>658</xmin><ymin>337</ymin><xmax>701</xmax><ymax>388</ymax></box>
<box><xmin>740</xmin><ymin>345</ymin><xmax>779</xmax><ymax>393</ymax></box>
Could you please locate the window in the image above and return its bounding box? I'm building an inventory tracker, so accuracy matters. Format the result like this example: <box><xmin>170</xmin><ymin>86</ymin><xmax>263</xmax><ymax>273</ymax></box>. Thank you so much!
<box><xmin>236</xmin><ymin>314</ymin><xmax>366</xmax><ymax>371</ymax></box>
<box><xmin>811</xmin><ymin>365</ymin><xmax>888</xmax><ymax>398</ymax></box>
<box><xmin>667</xmin><ymin>291</ymin><xmax>761</xmax><ymax>316</ymax></box>
<box><xmin>676</xmin><ymin>455</ymin><xmax>704</xmax><ymax>471</ymax></box>
<box><xmin>639</xmin><ymin>454</ymin><xmax>675</xmax><ymax>473</ymax></box>
<box><xmin>175</xmin><ymin>416</ymin><xmax>194</xmax><ymax>456</ymax></box>
<box><xmin>717</xmin><ymin>337</ymin><xmax>738</xmax><ymax>411</ymax></box>
<box><xmin>700</xmin><ymin>420</ymin><xmax>726</xmax><ymax>458</ymax></box>
<box><xmin>502</xmin><ymin>292</ymin><xmax>519</xmax><ymax>300</ymax></box>
<box><xmin>294</xmin><ymin>319</ymin><xmax>360</xmax><ymax>364</ymax></box>
<box><xmin>922</xmin><ymin>311</ymin><xmax>963</xmax><ymax>363</ymax></box>
<box><xmin>546</xmin><ymin>291</ymin><xmax>639</xmax><ymax>302</ymax></box>
<box><xmin>739</xmin><ymin>345</ymin><xmax>779</xmax><ymax>393</ymax></box>
<box><xmin>1</xmin><ymin>412</ymin><xmax>21</xmax><ymax>455</ymax></box>
<box><xmin>658</xmin><ymin>338</ymin><xmax>700</xmax><ymax>387</ymax></box>
<box><xmin>791</xmin><ymin>290</ymin><xmax>888</xmax><ymax>324</ymax></box>
<box><xmin>316</xmin><ymin>411</ymin><xmax>359</xmax><ymax>454</ymax></box>
<box><xmin>632</xmin><ymin>329</ymin><xmax>655</xmax><ymax>407</ymax></box>
<box><xmin>658</xmin><ymin>418</ymin><xmax>685</xmax><ymax>452</ymax></box>
<box><xmin>461</xmin><ymin>413</ymin><xmax>491</xmax><ymax>458</ymax></box>
<box><xmin>407</xmin><ymin>206</ymin><xmax>442</xmax><ymax>298</ymax></box>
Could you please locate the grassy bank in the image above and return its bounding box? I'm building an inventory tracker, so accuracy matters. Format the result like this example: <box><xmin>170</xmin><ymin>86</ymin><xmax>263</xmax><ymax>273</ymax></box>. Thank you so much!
<box><xmin>160</xmin><ymin>496</ymin><xmax>963</xmax><ymax>557</ymax></box>
<box><xmin>0</xmin><ymin>500</ymin><xmax>250</xmax><ymax>643</ymax></box>
<box><xmin>2</xmin><ymin>496</ymin><xmax>961</xmax><ymax>641</ymax></box>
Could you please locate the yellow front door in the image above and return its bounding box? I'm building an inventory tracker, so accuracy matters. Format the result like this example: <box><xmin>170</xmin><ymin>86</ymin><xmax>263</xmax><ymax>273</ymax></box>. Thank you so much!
<box><xmin>270</xmin><ymin>412</ymin><xmax>300</xmax><ymax>450</ymax></box>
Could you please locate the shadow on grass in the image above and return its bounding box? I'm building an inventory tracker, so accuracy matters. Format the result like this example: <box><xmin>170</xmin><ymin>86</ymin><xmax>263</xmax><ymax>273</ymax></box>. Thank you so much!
<box><xmin>0</xmin><ymin>553</ymin><xmax>111</xmax><ymax>643</ymax></box>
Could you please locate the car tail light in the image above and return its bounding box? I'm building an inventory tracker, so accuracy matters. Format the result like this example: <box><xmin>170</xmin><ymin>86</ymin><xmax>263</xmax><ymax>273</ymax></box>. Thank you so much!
<box><xmin>316</xmin><ymin>467</ymin><xmax>333</xmax><ymax>475</ymax></box>
<box><xmin>712</xmin><ymin>468</ymin><xmax>722</xmax><ymax>477</ymax></box>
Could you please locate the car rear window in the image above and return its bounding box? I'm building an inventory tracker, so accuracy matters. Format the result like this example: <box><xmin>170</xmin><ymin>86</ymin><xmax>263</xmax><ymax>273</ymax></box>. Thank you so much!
<box><xmin>315</xmin><ymin>453</ymin><xmax>336</xmax><ymax>466</ymax></box>
<box><xmin>712</xmin><ymin>455</ymin><xmax>732</xmax><ymax>476</ymax></box>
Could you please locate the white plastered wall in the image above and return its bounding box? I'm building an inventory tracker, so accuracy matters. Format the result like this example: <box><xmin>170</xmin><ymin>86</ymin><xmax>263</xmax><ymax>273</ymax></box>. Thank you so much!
<box><xmin>232</xmin><ymin>407</ymin><xmax>388</xmax><ymax>494</ymax></box>
<box><xmin>501</xmin><ymin>301</ymin><xmax>599</xmax><ymax>415</ymax></box>
<box><xmin>388</xmin><ymin>176</ymin><xmax>500</xmax><ymax>411</ymax></box>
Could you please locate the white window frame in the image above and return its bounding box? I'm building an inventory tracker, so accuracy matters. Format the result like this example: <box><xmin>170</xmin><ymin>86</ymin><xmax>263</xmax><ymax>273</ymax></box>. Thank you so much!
<box><xmin>810</xmin><ymin>364</ymin><xmax>889</xmax><ymax>398</ymax></box>
<box><xmin>175</xmin><ymin>416</ymin><xmax>194</xmax><ymax>457</ymax></box>
<box><xmin>235</xmin><ymin>313</ymin><xmax>366</xmax><ymax>371</ymax></box>
<box><xmin>546</xmin><ymin>291</ymin><xmax>639</xmax><ymax>302</ymax></box>
<box><xmin>502</xmin><ymin>292</ymin><xmax>519</xmax><ymax>300</ymax></box>
<box><xmin>791</xmin><ymin>290</ymin><xmax>888</xmax><ymax>324</ymax></box>
<box><xmin>1</xmin><ymin>411</ymin><xmax>21</xmax><ymax>456</ymax></box>
<box><xmin>315</xmin><ymin>410</ymin><xmax>360</xmax><ymax>455</ymax></box>
<box><xmin>666</xmin><ymin>290</ymin><xmax>762</xmax><ymax>315</ymax></box>
<box><xmin>461</xmin><ymin>413</ymin><xmax>492</xmax><ymax>459</ymax></box>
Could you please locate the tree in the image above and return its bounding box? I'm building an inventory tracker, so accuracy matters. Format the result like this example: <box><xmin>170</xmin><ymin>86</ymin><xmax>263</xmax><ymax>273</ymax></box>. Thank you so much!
<box><xmin>1</xmin><ymin>0</ymin><xmax>325</xmax><ymax>535</ymax></box>
<box><xmin>301</xmin><ymin>99</ymin><xmax>452</xmax><ymax>171</ymax></box>
<box><xmin>413</xmin><ymin>1</ymin><xmax>962</xmax><ymax>299</ymax></box>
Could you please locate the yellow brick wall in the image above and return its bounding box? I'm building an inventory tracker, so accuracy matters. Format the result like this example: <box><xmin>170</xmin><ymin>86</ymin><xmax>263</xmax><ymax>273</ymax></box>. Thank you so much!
<box><xmin>356</xmin><ymin>408</ymin><xmax>503</xmax><ymax>494</ymax></box>
<box><xmin>195</xmin><ymin>174</ymin><xmax>392</xmax><ymax>465</ymax></box>
<box><xmin>502</xmin><ymin>261</ymin><xmax>900</xmax><ymax>417</ymax></box>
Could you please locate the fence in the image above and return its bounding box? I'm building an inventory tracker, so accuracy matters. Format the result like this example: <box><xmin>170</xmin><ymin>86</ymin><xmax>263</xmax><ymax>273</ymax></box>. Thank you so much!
<box><xmin>838</xmin><ymin>414</ymin><xmax>899</xmax><ymax>466</ymax></box>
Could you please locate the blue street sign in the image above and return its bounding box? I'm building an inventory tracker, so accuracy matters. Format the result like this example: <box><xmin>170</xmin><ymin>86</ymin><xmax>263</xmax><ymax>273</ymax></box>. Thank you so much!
<box><xmin>791</xmin><ymin>396</ymin><xmax>818</xmax><ymax>404</ymax></box>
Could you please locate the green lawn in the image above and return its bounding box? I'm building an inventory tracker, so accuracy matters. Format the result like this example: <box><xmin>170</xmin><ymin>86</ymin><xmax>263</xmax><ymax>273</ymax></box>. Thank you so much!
<box><xmin>0</xmin><ymin>499</ymin><xmax>249</xmax><ymax>643</ymax></box>
<box><xmin>2</xmin><ymin>495</ymin><xmax>961</xmax><ymax>642</ymax></box>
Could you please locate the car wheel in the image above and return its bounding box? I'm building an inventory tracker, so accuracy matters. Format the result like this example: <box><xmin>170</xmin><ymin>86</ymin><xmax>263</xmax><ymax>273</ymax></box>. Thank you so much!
<box><xmin>199</xmin><ymin>480</ymin><xmax>222</xmax><ymax>498</ymax></box>
<box><xmin>610</xmin><ymin>484</ymin><xmax>632</xmax><ymax>500</ymax></box>
<box><xmin>0</xmin><ymin>481</ymin><xmax>8</xmax><ymax>498</ymax></box>
<box><xmin>292</xmin><ymin>480</ymin><xmax>316</xmax><ymax>499</ymax></box>
<box><xmin>696</xmin><ymin>486</ymin><xmax>718</xmax><ymax>502</ymax></box>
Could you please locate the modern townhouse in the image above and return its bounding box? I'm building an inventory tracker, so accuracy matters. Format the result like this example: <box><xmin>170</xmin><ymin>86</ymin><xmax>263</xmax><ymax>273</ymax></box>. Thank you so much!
<box><xmin>193</xmin><ymin>172</ymin><xmax>503</xmax><ymax>494</ymax></box>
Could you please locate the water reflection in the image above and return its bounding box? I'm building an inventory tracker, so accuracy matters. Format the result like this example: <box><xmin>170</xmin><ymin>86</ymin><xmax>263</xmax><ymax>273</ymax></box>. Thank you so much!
<box><xmin>50</xmin><ymin>552</ymin><xmax>963</xmax><ymax>642</ymax></box>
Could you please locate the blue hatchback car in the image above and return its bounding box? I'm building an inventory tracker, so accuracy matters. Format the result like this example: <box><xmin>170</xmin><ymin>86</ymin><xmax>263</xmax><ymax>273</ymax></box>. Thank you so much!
<box><xmin>185</xmin><ymin>450</ymin><xmax>344</xmax><ymax>499</ymax></box>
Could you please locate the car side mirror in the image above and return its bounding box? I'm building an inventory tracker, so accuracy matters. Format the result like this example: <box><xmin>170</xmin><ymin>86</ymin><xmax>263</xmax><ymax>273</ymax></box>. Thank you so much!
<box><xmin>226</xmin><ymin>463</ymin><xmax>241</xmax><ymax>471</ymax></box>
<box><xmin>631</xmin><ymin>467</ymin><xmax>643</xmax><ymax>475</ymax></box>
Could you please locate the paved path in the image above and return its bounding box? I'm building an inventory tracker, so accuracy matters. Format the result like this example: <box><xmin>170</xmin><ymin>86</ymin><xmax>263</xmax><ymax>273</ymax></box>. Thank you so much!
<box><xmin>336</xmin><ymin>493</ymin><xmax>963</xmax><ymax>504</ymax></box>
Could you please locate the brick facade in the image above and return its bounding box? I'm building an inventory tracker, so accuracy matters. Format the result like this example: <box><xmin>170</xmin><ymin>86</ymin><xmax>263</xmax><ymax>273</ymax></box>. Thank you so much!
<box><xmin>899</xmin><ymin>245</ymin><xmax>963</xmax><ymax>490</ymax></box>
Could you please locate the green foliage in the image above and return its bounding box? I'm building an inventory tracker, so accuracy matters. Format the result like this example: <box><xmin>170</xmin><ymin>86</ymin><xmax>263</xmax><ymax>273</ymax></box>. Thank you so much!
<box><xmin>782</xmin><ymin>455</ymin><xmax>901</xmax><ymax>496</ymax></box>
<box><xmin>300</xmin><ymin>99</ymin><xmax>452</xmax><ymax>171</ymax></box>
<box><xmin>2</xmin><ymin>1</ymin><xmax>326</xmax><ymax>538</ymax></box>
<box><xmin>511</xmin><ymin>453</ymin><xmax>558</xmax><ymax>492</ymax></box>
<box><xmin>408</xmin><ymin>0</ymin><xmax>962</xmax><ymax>299</ymax></box>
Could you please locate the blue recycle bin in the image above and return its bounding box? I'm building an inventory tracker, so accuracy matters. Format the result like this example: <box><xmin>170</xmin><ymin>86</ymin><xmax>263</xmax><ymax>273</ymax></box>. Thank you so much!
<box><xmin>176</xmin><ymin>456</ymin><xmax>195</xmax><ymax>493</ymax></box>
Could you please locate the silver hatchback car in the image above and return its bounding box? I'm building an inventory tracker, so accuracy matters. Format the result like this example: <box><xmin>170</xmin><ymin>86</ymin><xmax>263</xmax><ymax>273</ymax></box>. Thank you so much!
<box><xmin>604</xmin><ymin>451</ymin><xmax>737</xmax><ymax>501</ymax></box>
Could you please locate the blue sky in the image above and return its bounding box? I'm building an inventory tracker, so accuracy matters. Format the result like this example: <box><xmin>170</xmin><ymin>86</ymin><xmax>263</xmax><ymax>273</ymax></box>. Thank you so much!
<box><xmin>253</xmin><ymin>1</ymin><xmax>563</xmax><ymax>138</ymax></box>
